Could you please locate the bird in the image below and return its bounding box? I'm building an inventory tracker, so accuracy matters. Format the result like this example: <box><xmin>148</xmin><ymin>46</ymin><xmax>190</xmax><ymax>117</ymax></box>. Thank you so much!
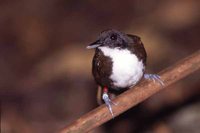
<box><xmin>87</xmin><ymin>29</ymin><xmax>164</xmax><ymax>117</ymax></box>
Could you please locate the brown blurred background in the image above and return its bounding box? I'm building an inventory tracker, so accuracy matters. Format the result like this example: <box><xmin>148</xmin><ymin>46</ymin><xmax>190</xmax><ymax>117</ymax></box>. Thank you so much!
<box><xmin>1</xmin><ymin>0</ymin><xmax>200</xmax><ymax>133</ymax></box>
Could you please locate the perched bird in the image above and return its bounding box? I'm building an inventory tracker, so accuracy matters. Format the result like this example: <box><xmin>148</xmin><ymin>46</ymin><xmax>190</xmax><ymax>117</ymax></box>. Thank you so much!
<box><xmin>87</xmin><ymin>29</ymin><xmax>164</xmax><ymax>117</ymax></box>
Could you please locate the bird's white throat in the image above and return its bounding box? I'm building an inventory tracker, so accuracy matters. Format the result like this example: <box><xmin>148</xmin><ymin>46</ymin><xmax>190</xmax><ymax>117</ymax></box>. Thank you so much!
<box><xmin>99</xmin><ymin>47</ymin><xmax>145</xmax><ymax>88</ymax></box>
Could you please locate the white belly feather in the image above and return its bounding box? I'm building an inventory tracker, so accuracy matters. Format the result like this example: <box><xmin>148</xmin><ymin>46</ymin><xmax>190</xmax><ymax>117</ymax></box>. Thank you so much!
<box><xmin>99</xmin><ymin>47</ymin><xmax>144</xmax><ymax>88</ymax></box>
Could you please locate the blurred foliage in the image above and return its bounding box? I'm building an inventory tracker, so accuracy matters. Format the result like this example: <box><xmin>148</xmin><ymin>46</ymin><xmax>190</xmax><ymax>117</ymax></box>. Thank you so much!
<box><xmin>1</xmin><ymin>0</ymin><xmax>200</xmax><ymax>133</ymax></box>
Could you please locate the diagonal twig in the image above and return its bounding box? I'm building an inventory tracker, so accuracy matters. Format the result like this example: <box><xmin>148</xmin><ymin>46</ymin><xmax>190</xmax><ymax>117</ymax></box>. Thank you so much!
<box><xmin>60</xmin><ymin>50</ymin><xmax>200</xmax><ymax>133</ymax></box>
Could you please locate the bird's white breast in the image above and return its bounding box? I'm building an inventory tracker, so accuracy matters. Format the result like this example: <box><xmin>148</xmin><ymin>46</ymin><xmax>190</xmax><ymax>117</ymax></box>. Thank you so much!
<box><xmin>99</xmin><ymin>47</ymin><xmax>144</xmax><ymax>88</ymax></box>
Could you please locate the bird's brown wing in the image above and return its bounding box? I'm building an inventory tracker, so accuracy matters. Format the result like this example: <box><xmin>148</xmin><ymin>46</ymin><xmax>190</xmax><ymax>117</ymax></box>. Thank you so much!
<box><xmin>127</xmin><ymin>34</ymin><xmax>147</xmax><ymax>65</ymax></box>
<box><xmin>92</xmin><ymin>48</ymin><xmax>113</xmax><ymax>88</ymax></box>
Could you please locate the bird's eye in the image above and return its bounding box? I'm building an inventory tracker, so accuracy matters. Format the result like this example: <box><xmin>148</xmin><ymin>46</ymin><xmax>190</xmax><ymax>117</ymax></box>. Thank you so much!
<box><xmin>110</xmin><ymin>34</ymin><xmax>117</xmax><ymax>40</ymax></box>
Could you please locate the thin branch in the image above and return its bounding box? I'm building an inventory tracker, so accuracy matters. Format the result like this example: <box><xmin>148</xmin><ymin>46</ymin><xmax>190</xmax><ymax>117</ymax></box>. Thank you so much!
<box><xmin>60</xmin><ymin>50</ymin><xmax>200</xmax><ymax>133</ymax></box>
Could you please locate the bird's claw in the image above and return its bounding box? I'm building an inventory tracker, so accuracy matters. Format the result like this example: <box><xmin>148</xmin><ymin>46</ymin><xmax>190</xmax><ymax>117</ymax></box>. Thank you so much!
<box><xmin>102</xmin><ymin>92</ymin><xmax>117</xmax><ymax>118</ymax></box>
<box><xmin>144</xmin><ymin>74</ymin><xmax>164</xmax><ymax>86</ymax></box>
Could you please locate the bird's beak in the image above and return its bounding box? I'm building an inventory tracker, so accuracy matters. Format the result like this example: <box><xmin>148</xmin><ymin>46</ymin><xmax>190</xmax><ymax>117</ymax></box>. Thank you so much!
<box><xmin>86</xmin><ymin>40</ymin><xmax>102</xmax><ymax>49</ymax></box>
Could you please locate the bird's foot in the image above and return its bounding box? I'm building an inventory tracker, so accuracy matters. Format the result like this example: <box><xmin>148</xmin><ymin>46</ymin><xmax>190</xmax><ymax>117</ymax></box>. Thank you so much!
<box><xmin>102</xmin><ymin>87</ymin><xmax>117</xmax><ymax>118</ymax></box>
<box><xmin>144</xmin><ymin>74</ymin><xmax>164</xmax><ymax>86</ymax></box>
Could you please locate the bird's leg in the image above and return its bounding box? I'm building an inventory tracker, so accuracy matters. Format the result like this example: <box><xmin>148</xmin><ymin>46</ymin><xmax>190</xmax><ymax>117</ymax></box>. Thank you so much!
<box><xmin>144</xmin><ymin>74</ymin><xmax>164</xmax><ymax>86</ymax></box>
<box><xmin>97</xmin><ymin>86</ymin><xmax>103</xmax><ymax>105</ymax></box>
<box><xmin>102</xmin><ymin>87</ymin><xmax>117</xmax><ymax>117</ymax></box>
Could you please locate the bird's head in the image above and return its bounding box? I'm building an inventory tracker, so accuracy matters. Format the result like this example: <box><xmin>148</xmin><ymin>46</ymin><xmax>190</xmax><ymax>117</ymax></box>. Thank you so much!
<box><xmin>87</xmin><ymin>29</ymin><xmax>140</xmax><ymax>50</ymax></box>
